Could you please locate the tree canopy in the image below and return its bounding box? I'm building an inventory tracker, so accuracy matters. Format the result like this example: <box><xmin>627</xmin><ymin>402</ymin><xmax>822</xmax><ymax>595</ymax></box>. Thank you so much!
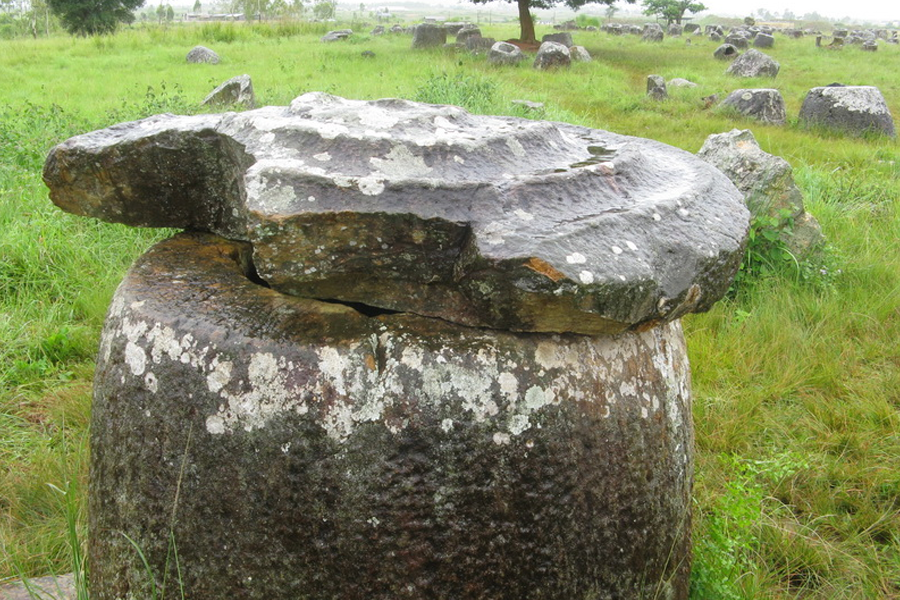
<box><xmin>470</xmin><ymin>0</ymin><xmax>634</xmax><ymax>45</ymax></box>
<box><xmin>47</xmin><ymin>0</ymin><xmax>143</xmax><ymax>34</ymax></box>
<box><xmin>641</xmin><ymin>0</ymin><xmax>705</xmax><ymax>25</ymax></box>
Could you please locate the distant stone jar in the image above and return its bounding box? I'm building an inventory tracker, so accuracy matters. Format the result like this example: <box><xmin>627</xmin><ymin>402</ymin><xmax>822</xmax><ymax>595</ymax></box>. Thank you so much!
<box><xmin>44</xmin><ymin>94</ymin><xmax>750</xmax><ymax>600</ymax></box>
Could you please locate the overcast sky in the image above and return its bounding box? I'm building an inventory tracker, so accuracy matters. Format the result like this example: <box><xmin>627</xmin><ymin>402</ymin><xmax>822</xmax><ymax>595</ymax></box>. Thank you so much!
<box><xmin>430</xmin><ymin>0</ymin><xmax>896</xmax><ymax>24</ymax></box>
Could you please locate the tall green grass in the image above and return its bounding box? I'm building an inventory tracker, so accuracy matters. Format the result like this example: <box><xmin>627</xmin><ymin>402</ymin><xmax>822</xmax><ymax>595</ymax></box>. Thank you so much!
<box><xmin>1</xmin><ymin>22</ymin><xmax>898</xmax><ymax>599</ymax></box>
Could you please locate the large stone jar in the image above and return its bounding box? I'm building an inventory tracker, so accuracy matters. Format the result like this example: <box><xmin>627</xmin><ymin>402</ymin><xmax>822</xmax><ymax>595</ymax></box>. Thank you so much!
<box><xmin>44</xmin><ymin>94</ymin><xmax>750</xmax><ymax>600</ymax></box>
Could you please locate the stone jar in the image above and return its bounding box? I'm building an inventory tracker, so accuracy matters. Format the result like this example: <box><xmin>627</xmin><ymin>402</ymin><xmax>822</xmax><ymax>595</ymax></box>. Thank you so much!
<box><xmin>90</xmin><ymin>232</ymin><xmax>695</xmax><ymax>599</ymax></box>
<box><xmin>43</xmin><ymin>93</ymin><xmax>750</xmax><ymax>600</ymax></box>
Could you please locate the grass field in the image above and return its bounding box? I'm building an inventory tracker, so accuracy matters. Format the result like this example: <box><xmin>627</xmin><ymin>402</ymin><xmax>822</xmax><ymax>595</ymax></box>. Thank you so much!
<box><xmin>1</xmin><ymin>20</ymin><xmax>899</xmax><ymax>599</ymax></box>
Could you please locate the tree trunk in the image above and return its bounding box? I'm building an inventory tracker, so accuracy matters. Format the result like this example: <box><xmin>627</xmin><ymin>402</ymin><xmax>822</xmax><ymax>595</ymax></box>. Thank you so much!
<box><xmin>516</xmin><ymin>0</ymin><xmax>536</xmax><ymax>44</ymax></box>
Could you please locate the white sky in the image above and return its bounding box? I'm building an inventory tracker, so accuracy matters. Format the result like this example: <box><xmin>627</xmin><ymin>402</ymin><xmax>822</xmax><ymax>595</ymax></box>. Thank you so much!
<box><xmin>427</xmin><ymin>0</ymin><xmax>897</xmax><ymax>24</ymax></box>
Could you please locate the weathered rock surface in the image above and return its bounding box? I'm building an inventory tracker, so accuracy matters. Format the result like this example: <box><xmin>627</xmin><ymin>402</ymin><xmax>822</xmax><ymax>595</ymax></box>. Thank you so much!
<box><xmin>322</xmin><ymin>29</ymin><xmax>353</xmax><ymax>42</ymax></box>
<box><xmin>542</xmin><ymin>31</ymin><xmax>573</xmax><ymax>47</ymax></box>
<box><xmin>455</xmin><ymin>24</ymin><xmax>481</xmax><ymax>44</ymax></box>
<box><xmin>488</xmin><ymin>41</ymin><xmax>525</xmax><ymax>65</ymax></box>
<box><xmin>186</xmin><ymin>45</ymin><xmax>219</xmax><ymax>64</ymax></box>
<box><xmin>411</xmin><ymin>23</ymin><xmax>446</xmax><ymax>48</ymax></box>
<box><xmin>570</xmin><ymin>45</ymin><xmax>592</xmax><ymax>62</ymax></box>
<box><xmin>642</xmin><ymin>23</ymin><xmax>664</xmax><ymax>42</ymax></box>
<box><xmin>647</xmin><ymin>74</ymin><xmax>667</xmax><ymax>100</ymax></box>
<box><xmin>668</xmin><ymin>78</ymin><xmax>698</xmax><ymax>88</ymax></box>
<box><xmin>532</xmin><ymin>40</ymin><xmax>571</xmax><ymax>69</ymax></box>
<box><xmin>0</xmin><ymin>574</ymin><xmax>76</xmax><ymax>600</ymax></box>
<box><xmin>721</xmin><ymin>88</ymin><xmax>787</xmax><ymax>125</ymax></box>
<box><xmin>698</xmin><ymin>129</ymin><xmax>824</xmax><ymax>257</ymax></box>
<box><xmin>754</xmin><ymin>32</ymin><xmax>775</xmax><ymax>48</ymax></box>
<box><xmin>713</xmin><ymin>43</ymin><xmax>739</xmax><ymax>60</ymax></box>
<box><xmin>89</xmin><ymin>232</ymin><xmax>695</xmax><ymax>600</ymax></box>
<box><xmin>726</xmin><ymin>48</ymin><xmax>779</xmax><ymax>77</ymax></box>
<box><xmin>44</xmin><ymin>93</ymin><xmax>748</xmax><ymax>335</ymax></box>
<box><xmin>799</xmin><ymin>85</ymin><xmax>895</xmax><ymax>136</ymax></box>
<box><xmin>202</xmin><ymin>74</ymin><xmax>256</xmax><ymax>109</ymax></box>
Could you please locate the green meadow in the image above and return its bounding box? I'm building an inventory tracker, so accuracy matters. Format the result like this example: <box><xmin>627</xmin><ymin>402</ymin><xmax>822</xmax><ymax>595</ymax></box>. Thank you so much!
<box><xmin>1</xmin><ymin>20</ymin><xmax>899</xmax><ymax>599</ymax></box>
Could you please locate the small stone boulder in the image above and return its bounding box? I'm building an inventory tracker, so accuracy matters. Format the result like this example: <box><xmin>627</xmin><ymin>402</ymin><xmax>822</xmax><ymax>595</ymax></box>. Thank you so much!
<box><xmin>667</xmin><ymin>23</ymin><xmax>683</xmax><ymax>36</ymax></box>
<box><xmin>488</xmin><ymin>41</ymin><xmax>526</xmax><ymax>65</ymax></box>
<box><xmin>411</xmin><ymin>23</ymin><xmax>446</xmax><ymax>48</ymax></box>
<box><xmin>202</xmin><ymin>74</ymin><xmax>255</xmax><ymax>109</ymax></box>
<box><xmin>726</xmin><ymin>48</ymin><xmax>779</xmax><ymax>77</ymax></box>
<box><xmin>754</xmin><ymin>32</ymin><xmax>774</xmax><ymax>48</ymax></box>
<box><xmin>186</xmin><ymin>45</ymin><xmax>219</xmax><ymax>64</ymax></box>
<box><xmin>456</xmin><ymin>24</ymin><xmax>481</xmax><ymax>44</ymax></box>
<box><xmin>322</xmin><ymin>29</ymin><xmax>353</xmax><ymax>42</ymax></box>
<box><xmin>642</xmin><ymin>23</ymin><xmax>664</xmax><ymax>42</ymax></box>
<box><xmin>721</xmin><ymin>89</ymin><xmax>786</xmax><ymax>125</ymax></box>
<box><xmin>647</xmin><ymin>75</ymin><xmax>667</xmax><ymax>100</ymax></box>
<box><xmin>570</xmin><ymin>45</ymin><xmax>592</xmax><ymax>62</ymax></box>
<box><xmin>668</xmin><ymin>78</ymin><xmax>698</xmax><ymax>88</ymax></box>
<box><xmin>466</xmin><ymin>36</ymin><xmax>495</xmax><ymax>54</ymax></box>
<box><xmin>370</xmin><ymin>25</ymin><xmax>385</xmax><ymax>36</ymax></box>
<box><xmin>533</xmin><ymin>41</ymin><xmax>571</xmax><ymax>70</ymax></box>
<box><xmin>799</xmin><ymin>86</ymin><xmax>895</xmax><ymax>137</ymax></box>
<box><xmin>542</xmin><ymin>32</ymin><xmax>574</xmax><ymax>47</ymax></box>
<box><xmin>698</xmin><ymin>129</ymin><xmax>824</xmax><ymax>258</ymax></box>
<box><xmin>723</xmin><ymin>32</ymin><xmax>749</xmax><ymax>49</ymax></box>
<box><xmin>714</xmin><ymin>44</ymin><xmax>739</xmax><ymax>60</ymax></box>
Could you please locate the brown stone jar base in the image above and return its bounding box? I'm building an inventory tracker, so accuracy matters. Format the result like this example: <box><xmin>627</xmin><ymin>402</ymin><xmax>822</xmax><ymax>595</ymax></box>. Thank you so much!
<box><xmin>89</xmin><ymin>233</ymin><xmax>693</xmax><ymax>600</ymax></box>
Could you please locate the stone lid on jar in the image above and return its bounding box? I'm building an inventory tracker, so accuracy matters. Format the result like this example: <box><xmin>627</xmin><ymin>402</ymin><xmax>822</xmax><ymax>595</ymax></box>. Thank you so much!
<box><xmin>44</xmin><ymin>93</ymin><xmax>749</xmax><ymax>334</ymax></box>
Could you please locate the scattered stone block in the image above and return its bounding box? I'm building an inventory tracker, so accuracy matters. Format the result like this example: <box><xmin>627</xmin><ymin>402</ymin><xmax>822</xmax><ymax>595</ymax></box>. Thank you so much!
<box><xmin>411</xmin><ymin>23</ymin><xmax>446</xmax><ymax>48</ymax></box>
<box><xmin>799</xmin><ymin>85</ymin><xmax>895</xmax><ymax>137</ymax></box>
<box><xmin>202</xmin><ymin>74</ymin><xmax>255</xmax><ymax>109</ymax></box>
<box><xmin>714</xmin><ymin>43</ymin><xmax>739</xmax><ymax>60</ymax></box>
<box><xmin>488</xmin><ymin>41</ymin><xmax>526</xmax><ymax>65</ymax></box>
<box><xmin>569</xmin><ymin>45</ymin><xmax>592</xmax><ymax>62</ymax></box>
<box><xmin>321</xmin><ymin>29</ymin><xmax>352</xmax><ymax>42</ymax></box>
<box><xmin>533</xmin><ymin>41</ymin><xmax>571</xmax><ymax>69</ymax></box>
<box><xmin>647</xmin><ymin>74</ymin><xmax>667</xmax><ymax>100</ymax></box>
<box><xmin>186</xmin><ymin>45</ymin><xmax>219</xmax><ymax>64</ymax></box>
<box><xmin>542</xmin><ymin>31</ymin><xmax>574</xmax><ymax>47</ymax></box>
<box><xmin>754</xmin><ymin>32</ymin><xmax>774</xmax><ymax>48</ymax></box>
<box><xmin>726</xmin><ymin>48</ymin><xmax>779</xmax><ymax>77</ymax></box>
<box><xmin>668</xmin><ymin>78</ymin><xmax>698</xmax><ymax>88</ymax></box>
<box><xmin>721</xmin><ymin>88</ymin><xmax>786</xmax><ymax>125</ymax></box>
<box><xmin>698</xmin><ymin>129</ymin><xmax>824</xmax><ymax>258</ymax></box>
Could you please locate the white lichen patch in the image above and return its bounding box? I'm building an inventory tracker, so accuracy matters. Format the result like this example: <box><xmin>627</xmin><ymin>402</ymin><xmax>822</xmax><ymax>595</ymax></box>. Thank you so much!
<box><xmin>566</xmin><ymin>252</ymin><xmax>587</xmax><ymax>264</ymax></box>
<box><xmin>369</xmin><ymin>144</ymin><xmax>432</xmax><ymax>179</ymax></box>
<box><xmin>579</xmin><ymin>270</ymin><xmax>595</xmax><ymax>284</ymax></box>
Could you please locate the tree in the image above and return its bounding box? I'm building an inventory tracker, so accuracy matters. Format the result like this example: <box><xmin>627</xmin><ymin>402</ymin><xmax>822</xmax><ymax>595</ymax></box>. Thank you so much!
<box><xmin>641</xmin><ymin>0</ymin><xmax>705</xmax><ymax>25</ymax></box>
<box><xmin>470</xmin><ymin>0</ymin><xmax>633</xmax><ymax>45</ymax></box>
<box><xmin>47</xmin><ymin>0</ymin><xmax>143</xmax><ymax>34</ymax></box>
<box><xmin>312</xmin><ymin>0</ymin><xmax>333</xmax><ymax>19</ymax></box>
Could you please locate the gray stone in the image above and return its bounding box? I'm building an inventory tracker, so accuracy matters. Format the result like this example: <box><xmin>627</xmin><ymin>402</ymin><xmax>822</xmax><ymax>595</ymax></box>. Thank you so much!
<box><xmin>721</xmin><ymin>88</ymin><xmax>786</xmax><ymax>125</ymax></box>
<box><xmin>754</xmin><ymin>32</ymin><xmax>774</xmax><ymax>48</ymax></box>
<box><xmin>862</xmin><ymin>40</ymin><xmax>878</xmax><ymax>51</ymax></box>
<box><xmin>411</xmin><ymin>23</ymin><xmax>446</xmax><ymax>48</ymax></box>
<box><xmin>44</xmin><ymin>93</ymin><xmax>748</xmax><ymax>335</ymax></box>
<box><xmin>642</xmin><ymin>23</ymin><xmax>664</xmax><ymax>42</ymax></box>
<box><xmin>569</xmin><ymin>45</ymin><xmax>592</xmax><ymax>62</ymax></box>
<box><xmin>684</xmin><ymin>23</ymin><xmax>701</xmax><ymax>34</ymax></box>
<box><xmin>713</xmin><ymin>43</ymin><xmax>739</xmax><ymax>60</ymax></box>
<box><xmin>647</xmin><ymin>74</ymin><xmax>667</xmax><ymax>100</ymax></box>
<box><xmin>709</xmin><ymin>31</ymin><xmax>722</xmax><ymax>42</ymax></box>
<box><xmin>668</xmin><ymin>23</ymin><xmax>683</xmax><ymax>36</ymax></box>
<box><xmin>370</xmin><ymin>25</ymin><xmax>384</xmax><ymax>35</ymax></box>
<box><xmin>533</xmin><ymin>41</ymin><xmax>571</xmax><ymax>70</ymax></box>
<box><xmin>799</xmin><ymin>86</ymin><xmax>895</xmax><ymax>137</ymax></box>
<box><xmin>0</xmin><ymin>574</ymin><xmax>76</xmax><ymax>600</ymax></box>
<box><xmin>542</xmin><ymin>31</ymin><xmax>574</xmax><ymax>47</ymax></box>
<box><xmin>726</xmin><ymin>48</ymin><xmax>779</xmax><ymax>77</ymax></box>
<box><xmin>668</xmin><ymin>78</ymin><xmax>698</xmax><ymax>88</ymax></box>
<box><xmin>455</xmin><ymin>24</ymin><xmax>481</xmax><ymax>44</ymax></box>
<box><xmin>465</xmin><ymin>35</ymin><xmax>495</xmax><ymax>54</ymax></box>
<box><xmin>511</xmin><ymin>99</ymin><xmax>544</xmax><ymax>111</ymax></box>
<box><xmin>698</xmin><ymin>129</ymin><xmax>824</xmax><ymax>258</ymax></box>
<box><xmin>186</xmin><ymin>45</ymin><xmax>219</xmax><ymax>64</ymax></box>
<box><xmin>723</xmin><ymin>32</ymin><xmax>749</xmax><ymax>48</ymax></box>
<box><xmin>321</xmin><ymin>29</ymin><xmax>352</xmax><ymax>42</ymax></box>
<box><xmin>202</xmin><ymin>74</ymin><xmax>255</xmax><ymax>109</ymax></box>
<box><xmin>488</xmin><ymin>41</ymin><xmax>526</xmax><ymax>65</ymax></box>
<box><xmin>87</xmin><ymin>231</ymin><xmax>696</xmax><ymax>600</ymax></box>
<box><xmin>443</xmin><ymin>21</ymin><xmax>470</xmax><ymax>36</ymax></box>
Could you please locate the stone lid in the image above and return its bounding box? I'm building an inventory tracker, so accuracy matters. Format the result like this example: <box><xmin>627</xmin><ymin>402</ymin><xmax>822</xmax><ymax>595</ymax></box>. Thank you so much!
<box><xmin>44</xmin><ymin>93</ymin><xmax>748</xmax><ymax>334</ymax></box>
